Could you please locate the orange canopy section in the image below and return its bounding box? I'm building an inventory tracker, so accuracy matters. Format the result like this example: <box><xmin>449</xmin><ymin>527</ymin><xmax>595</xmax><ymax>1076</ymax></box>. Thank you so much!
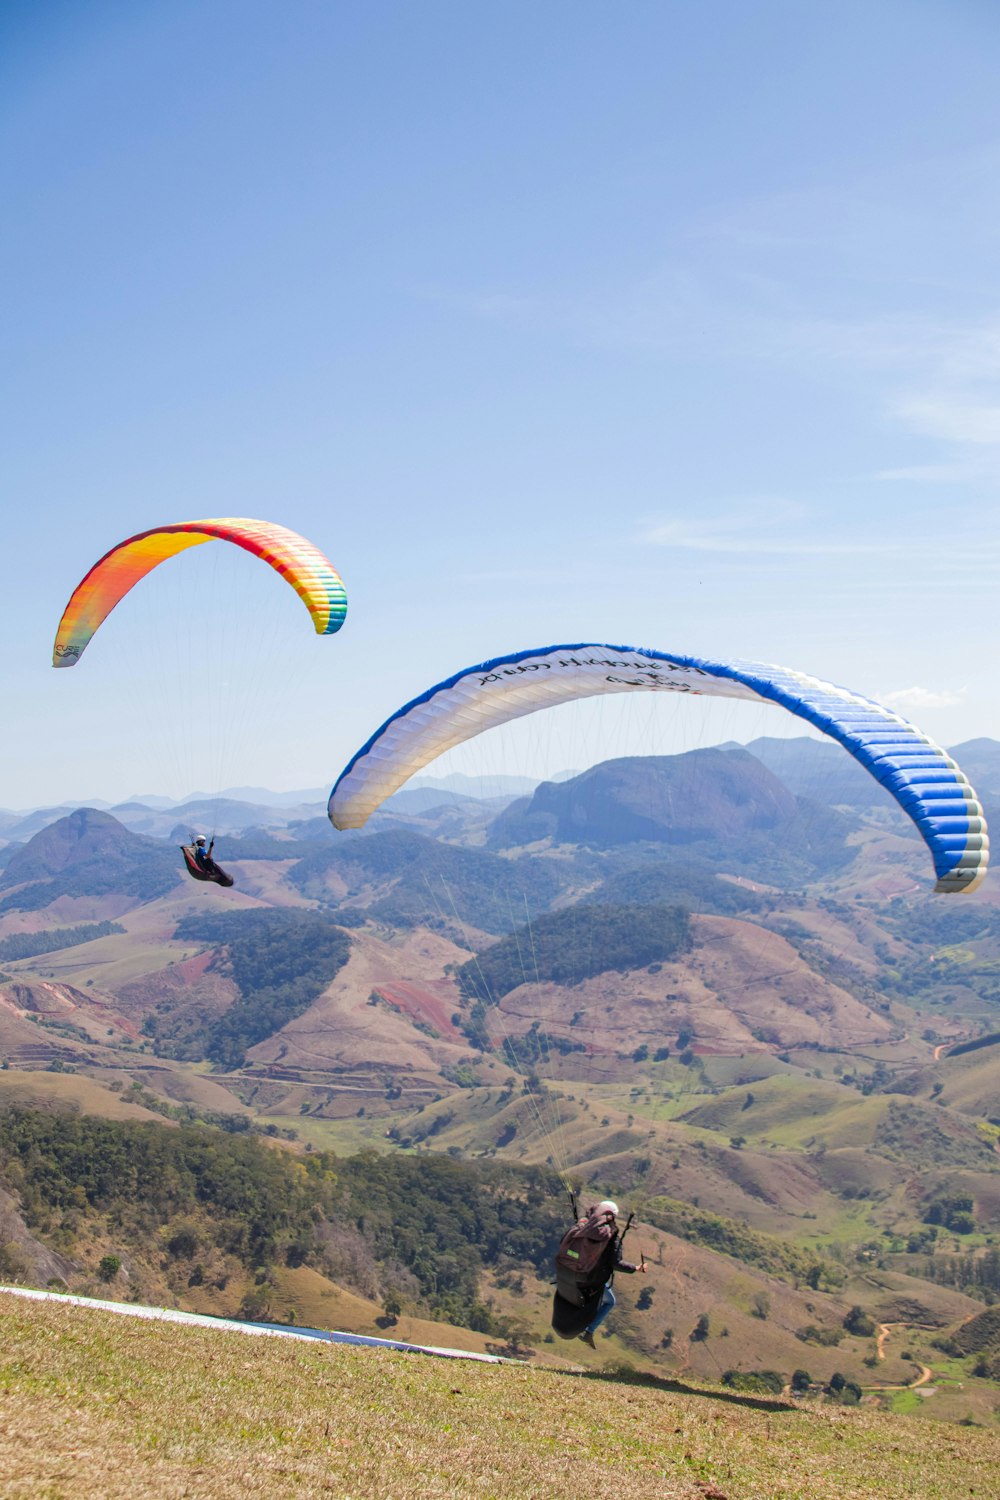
<box><xmin>53</xmin><ymin>518</ymin><xmax>347</xmax><ymax>667</ymax></box>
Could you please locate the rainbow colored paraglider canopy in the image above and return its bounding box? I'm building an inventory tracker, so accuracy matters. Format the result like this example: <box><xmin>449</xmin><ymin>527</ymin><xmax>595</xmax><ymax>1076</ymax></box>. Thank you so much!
<box><xmin>53</xmin><ymin>518</ymin><xmax>347</xmax><ymax>667</ymax></box>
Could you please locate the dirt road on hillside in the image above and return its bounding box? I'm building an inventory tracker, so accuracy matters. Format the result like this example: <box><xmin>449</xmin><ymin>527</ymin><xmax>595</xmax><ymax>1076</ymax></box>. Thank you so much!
<box><xmin>873</xmin><ymin>1323</ymin><xmax>933</xmax><ymax>1389</ymax></box>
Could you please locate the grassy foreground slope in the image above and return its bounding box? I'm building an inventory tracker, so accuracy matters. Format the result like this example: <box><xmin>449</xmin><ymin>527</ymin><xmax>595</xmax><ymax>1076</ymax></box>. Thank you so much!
<box><xmin>2</xmin><ymin>1296</ymin><xmax>998</xmax><ymax>1500</ymax></box>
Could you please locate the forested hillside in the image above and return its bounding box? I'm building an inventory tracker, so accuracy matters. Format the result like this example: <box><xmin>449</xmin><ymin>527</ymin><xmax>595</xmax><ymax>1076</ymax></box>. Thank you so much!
<box><xmin>0</xmin><ymin>1106</ymin><xmax>563</xmax><ymax>1336</ymax></box>
<box><xmin>489</xmin><ymin>750</ymin><xmax>857</xmax><ymax>885</ymax></box>
<box><xmin>455</xmin><ymin>902</ymin><xmax>692</xmax><ymax>1001</ymax></box>
<box><xmin>288</xmin><ymin>828</ymin><xmax>565</xmax><ymax>933</ymax></box>
<box><xmin>0</xmin><ymin>809</ymin><xmax>180</xmax><ymax>912</ymax></box>
<box><xmin>150</xmin><ymin>910</ymin><xmax>353</xmax><ymax>1066</ymax></box>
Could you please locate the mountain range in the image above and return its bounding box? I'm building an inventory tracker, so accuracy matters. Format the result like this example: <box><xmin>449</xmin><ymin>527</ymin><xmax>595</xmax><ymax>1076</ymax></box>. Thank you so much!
<box><xmin>1</xmin><ymin>740</ymin><xmax>998</xmax><ymax>1415</ymax></box>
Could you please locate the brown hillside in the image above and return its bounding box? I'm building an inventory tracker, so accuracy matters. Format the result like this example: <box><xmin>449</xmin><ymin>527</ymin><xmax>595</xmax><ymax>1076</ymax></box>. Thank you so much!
<box><xmin>114</xmin><ymin>950</ymin><xmax>239</xmax><ymax>1045</ymax></box>
<box><xmin>0</xmin><ymin>1068</ymin><xmax>167</xmax><ymax>1120</ymax></box>
<box><xmin>246</xmin><ymin>927</ymin><xmax>475</xmax><ymax>1089</ymax></box>
<box><xmin>489</xmin><ymin>914</ymin><xmax>897</xmax><ymax>1067</ymax></box>
<box><xmin>405</xmin><ymin>1086</ymin><xmax>864</xmax><ymax>1237</ymax></box>
<box><xmin>951</xmin><ymin>1304</ymin><xmax>1000</xmax><ymax>1356</ymax></box>
<box><xmin>1</xmin><ymin>978</ymin><xmax>138</xmax><ymax>1043</ymax></box>
<box><xmin>0</xmin><ymin>995</ymin><xmax>89</xmax><ymax>1069</ymax></box>
<box><xmin>896</xmin><ymin>1046</ymin><xmax>1000</xmax><ymax>1121</ymax></box>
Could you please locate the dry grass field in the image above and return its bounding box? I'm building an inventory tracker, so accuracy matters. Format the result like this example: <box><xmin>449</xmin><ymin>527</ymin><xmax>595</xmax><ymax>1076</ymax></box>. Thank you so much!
<box><xmin>1</xmin><ymin>1292</ymin><xmax>998</xmax><ymax>1499</ymax></box>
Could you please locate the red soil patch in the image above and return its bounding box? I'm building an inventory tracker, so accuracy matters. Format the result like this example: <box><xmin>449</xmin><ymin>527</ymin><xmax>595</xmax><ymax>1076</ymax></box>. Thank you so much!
<box><xmin>375</xmin><ymin>980</ymin><xmax>463</xmax><ymax>1041</ymax></box>
<box><xmin>176</xmin><ymin>950</ymin><xmax>215</xmax><ymax>983</ymax></box>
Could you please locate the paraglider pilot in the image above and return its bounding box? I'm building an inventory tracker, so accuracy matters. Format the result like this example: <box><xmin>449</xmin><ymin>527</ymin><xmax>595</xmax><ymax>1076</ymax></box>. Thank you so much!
<box><xmin>552</xmin><ymin>1199</ymin><xmax>645</xmax><ymax>1348</ymax></box>
<box><xmin>180</xmin><ymin>835</ymin><xmax>234</xmax><ymax>888</ymax></box>
<box><xmin>193</xmin><ymin>835</ymin><xmax>215</xmax><ymax>872</ymax></box>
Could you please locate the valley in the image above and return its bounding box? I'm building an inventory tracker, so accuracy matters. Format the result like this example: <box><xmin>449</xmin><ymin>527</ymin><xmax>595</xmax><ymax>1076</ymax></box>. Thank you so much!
<box><xmin>1</xmin><ymin>740</ymin><xmax>999</xmax><ymax>1424</ymax></box>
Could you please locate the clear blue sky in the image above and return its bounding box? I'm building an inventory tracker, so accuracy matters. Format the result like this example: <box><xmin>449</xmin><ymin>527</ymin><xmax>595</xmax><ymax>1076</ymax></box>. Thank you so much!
<box><xmin>3</xmin><ymin>1</ymin><xmax>999</xmax><ymax>807</ymax></box>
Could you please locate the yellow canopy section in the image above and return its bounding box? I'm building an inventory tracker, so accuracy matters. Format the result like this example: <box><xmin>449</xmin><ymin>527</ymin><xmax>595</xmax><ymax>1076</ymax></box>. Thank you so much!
<box><xmin>53</xmin><ymin>518</ymin><xmax>347</xmax><ymax>667</ymax></box>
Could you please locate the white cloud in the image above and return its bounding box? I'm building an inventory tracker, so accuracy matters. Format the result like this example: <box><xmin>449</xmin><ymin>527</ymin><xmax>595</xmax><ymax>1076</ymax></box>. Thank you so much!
<box><xmin>640</xmin><ymin>499</ymin><xmax>896</xmax><ymax>555</ymax></box>
<box><xmin>873</xmin><ymin>462</ymin><xmax>978</xmax><ymax>483</ymax></box>
<box><xmin>882</xmin><ymin>686</ymin><xmax>966</xmax><ymax>712</ymax></box>
<box><xmin>895</xmin><ymin>394</ymin><xmax>1000</xmax><ymax>446</ymax></box>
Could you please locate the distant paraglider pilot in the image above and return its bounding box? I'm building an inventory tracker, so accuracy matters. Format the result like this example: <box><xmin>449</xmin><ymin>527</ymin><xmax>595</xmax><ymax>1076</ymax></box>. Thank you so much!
<box><xmin>193</xmin><ymin>835</ymin><xmax>214</xmax><ymax>871</ymax></box>
<box><xmin>551</xmin><ymin>1199</ymin><xmax>644</xmax><ymax>1348</ymax></box>
<box><xmin>180</xmin><ymin>835</ymin><xmax>234</xmax><ymax>888</ymax></box>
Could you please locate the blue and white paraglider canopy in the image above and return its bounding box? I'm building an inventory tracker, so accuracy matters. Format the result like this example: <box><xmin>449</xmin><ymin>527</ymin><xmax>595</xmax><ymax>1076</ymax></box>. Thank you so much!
<box><xmin>329</xmin><ymin>643</ymin><xmax>988</xmax><ymax>894</ymax></box>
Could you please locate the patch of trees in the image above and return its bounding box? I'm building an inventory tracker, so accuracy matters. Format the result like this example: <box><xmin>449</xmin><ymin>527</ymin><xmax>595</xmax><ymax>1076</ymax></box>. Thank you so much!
<box><xmin>923</xmin><ymin>1194</ymin><xmax>977</xmax><ymax>1235</ymax></box>
<box><xmin>690</xmin><ymin>1312</ymin><xmax>711</xmax><ymax>1341</ymax></box>
<box><xmin>171</xmin><ymin>910</ymin><xmax>352</xmax><ymax>1067</ymax></box>
<box><xmin>584</xmin><ymin>860</ymin><xmax>771</xmax><ymax>917</ymax></box>
<box><xmin>939</xmin><ymin>1304</ymin><xmax>1000</xmax><ymax>1357</ymax></box>
<box><xmin>287</xmin><ymin>830</ymin><xmax>564</xmax><ymax>935</ymax></box>
<box><xmin>874</xmin><ymin>1101</ymin><xmax>995</xmax><ymax>1171</ymax></box>
<box><xmin>885</xmin><ymin>957</ymin><xmax>1000</xmax><ymax>1010</ymax></box>
<box><xmin>947</xmin><ymin>1032</ymin><xmax>1000</xmax><ymax>1060</ymax></box>
<box><xmin>721</xmin><ymin>1369</ymin><xmax>784</xmax><ymax>1395</ymax></box>
<box><xmin>0</xmin><ymin>1108</ymin><xmax>308</xmax><ymax>1267</ymax></box>
<box><xmin>796</xmin><ymin>1324</ymin><xmax>844</xmax><ymax>1347</ymax></box>
<box><xmin>0</xmin><ymin>1108</ymin><xmax>567</xmax><ymax>1337</ymax></box>
<box><xmin>925</xmin><ymin>1247</ymin><xmax>1000</xmax><ymax>1297</ymax></box>
<box><xmin>825</xmin><ymin>1372</ymin><xmax>862</xmax><ymax>1404</ymax></box>
<box><xmin>455</xmin><ymin>902</ymin><xmax>692</xmax><ymax>1004</ymax></box>
<box><xmin>502</xmin><ymin>1024</ymin><xmax>586</xmax><ymax>1066</ymax></box>
<box><xmin>842</xmin><ymin>1305</ymin><xmax>876</xmax><ymax>1337</ymax></box>
<box><xmin>0</xmin><ymin>921</ymin><xmax>125</xmax><ymax>963</ymax></box>
<box><xmin>643</xmin><ymin>1194</ymin><xmax>824</xmax><ymax>1283</ymax></box>
<box><xmin>328</xmin><ymin>1152</ymin><xmax>565</xmax><ymax>1331</ymax></box>
<box><xmin>885</xmin><ymin>901</ymin><xmax>1000</xmax><ymax>951</ymax></box>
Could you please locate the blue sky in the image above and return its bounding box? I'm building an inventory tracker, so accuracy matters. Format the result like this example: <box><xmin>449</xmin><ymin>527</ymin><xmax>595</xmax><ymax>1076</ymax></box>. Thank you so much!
<box><xmin>3</xmin><ymin>0</ymin><xmax>999</xmax><ymax>807</ymax></box>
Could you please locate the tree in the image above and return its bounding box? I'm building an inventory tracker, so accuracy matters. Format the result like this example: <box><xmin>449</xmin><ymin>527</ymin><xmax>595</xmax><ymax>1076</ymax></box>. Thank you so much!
<box><xmin>166</xmin><ymin>1228</ymin><xmax>198</xmax><ymax>1260</ymax></box>
<box><xmin>239</xmin><ymin>1287</ymin><xmax>271</xmax><ymax>1321</ymax></box>
<box><xmin>791</xmin><ymin>1369</ymin><xmax>811</xmax><ymax>1393</ymax></box>
<box><xmin>722</xmin><ymin>1369</ymin><xmax>784</xmax><ymax>1395</ymax></box>
<box><xmin>381</xmin><ymin>1290</ymin><xmax>402</xmax><ymax>1325</ymax></box>
<box><xmin>0</xmin><ymin>1241</ymin><xmax>28</xmax><ymax>1280</ymax></box>
<box><xmin>690</xmin><ymin>1313</ymin><xmax>710</xmax><ymax>1342</ymax></box>
<box><xmin>843</xmin><ymin>1305</ymin><xmax>875</xmax><ymax>1337</ymax></box>
<box><xmin>751</xmin><ymin>1292</ymin><xmax>770</xmax><ymax>1321</ymax></box>
<box><xmin>98</xmin><ymin>1254</ymin><xmax>121</xmax><ymax>1282</ymax></box>
<box><xmin>498</xmin><ymin>1317</ymin><xmax>535</xmax><ymax>1359</ymax></box>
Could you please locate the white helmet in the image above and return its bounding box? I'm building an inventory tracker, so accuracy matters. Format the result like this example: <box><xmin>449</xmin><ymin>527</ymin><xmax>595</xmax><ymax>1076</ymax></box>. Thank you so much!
<box><xmin>594</xmin><ymin>1199</ymin><xmax>619</xmax><ymax>1218</ymax></box>
<box><xmin>195</xmin><ymin>835</ymin><xmax>207</xmax><ymax>846</ymax></box>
